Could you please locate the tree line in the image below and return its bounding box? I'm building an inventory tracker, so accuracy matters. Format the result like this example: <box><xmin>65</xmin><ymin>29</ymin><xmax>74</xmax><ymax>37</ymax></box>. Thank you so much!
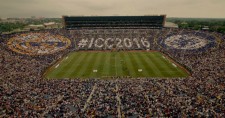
<box><xmin>167</xmin><ymin>18</ymin><xmax>225</xmax><ymax>33</ymax></box>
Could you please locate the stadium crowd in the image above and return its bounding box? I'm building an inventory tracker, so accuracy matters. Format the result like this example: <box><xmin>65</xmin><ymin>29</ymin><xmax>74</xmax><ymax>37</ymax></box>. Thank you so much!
<box><xmin>6</xmin><ymin>30</ymin><xmax>71</xmax><ymax>55</ymax></box>
<box><xmin>71</xmin><ymin>29</ymin><xmax>156</xmax><ymax>50</ymax></box>
<box><xmin>158</xmin><ymin>28</ymin><xmax>218</xmax><ymax>52</ymax></box>
<box><xmin>0</xmin><ymin>28</ymin><xmax>224</xmax><ymax>117</ymax></box>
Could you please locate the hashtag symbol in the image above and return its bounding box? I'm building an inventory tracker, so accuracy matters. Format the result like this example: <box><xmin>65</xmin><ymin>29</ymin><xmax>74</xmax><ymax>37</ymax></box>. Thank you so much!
<box><xmin>78</xmin><ymin>39</ymin><xmax>88</xmax><ymax>48</ymax></box>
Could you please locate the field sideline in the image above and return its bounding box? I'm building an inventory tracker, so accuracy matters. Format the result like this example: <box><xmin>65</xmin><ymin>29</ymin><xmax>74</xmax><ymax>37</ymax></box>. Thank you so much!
<box><xmin>45</xmin><ymin>51</ymin><xmax>189</xmax><ymax>79</ymax></box>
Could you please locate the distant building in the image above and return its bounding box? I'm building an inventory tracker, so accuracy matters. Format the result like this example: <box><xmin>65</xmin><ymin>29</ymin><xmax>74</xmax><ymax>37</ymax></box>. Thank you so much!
<box><xmin>181</xmin><ymin>22</ymin><xmax>188</xmax><ymax>25</ymax></box>
<box><xmin>202</xmin><ymin>26</ymin><xmax>209</xmax><ymax>30</ymax></box>
<box><xmin>25</xmin><ymin>24</ymin><xmax>45</xmax><ymax>31</ymax></box>
<box><xmin>44</xmin><ymin>22</ymin><xmax>61</xmax><ymax>29</ymax></box>
<box><xmin>164</xmin><ymin>22</ymin><xmax>179</xmax><ymax>28</ymax></box>
<box><xmin>23</xmin><ymin>22</ymin><xmax>61</xmax><ymax>31</ymax></box>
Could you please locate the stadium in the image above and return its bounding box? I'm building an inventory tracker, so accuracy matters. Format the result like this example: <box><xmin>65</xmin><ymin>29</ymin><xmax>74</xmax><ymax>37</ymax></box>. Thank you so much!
<box><xmin>1</xmin><ymin>15</ymin><xmax>225</xmax><ymax>117</ymax></box>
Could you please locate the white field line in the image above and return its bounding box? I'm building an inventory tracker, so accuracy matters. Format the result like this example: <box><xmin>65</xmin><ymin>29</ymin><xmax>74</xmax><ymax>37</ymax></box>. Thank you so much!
<box><xmin>172</xmin><ymin>63</ymin><xmax>177</xmax><ymax>67</ymax></box>
<box><xmin>55</xmin><ymin>56</ymin><xmax>69</xmax><ymax>69</ymax></box>
<box><xmin>138</xmin><ymin>69</ymin><xmax>143</xmax><ymax>72</ymax></box>
<box><xmin>162</xmin><ymin>55</ymin><xmax>177</xmax><ymax>68</ymax></box>
<box><xmin>55</xmin><ymin>64</ymin><xmax>59</xmax><ymax>68</ymax></box>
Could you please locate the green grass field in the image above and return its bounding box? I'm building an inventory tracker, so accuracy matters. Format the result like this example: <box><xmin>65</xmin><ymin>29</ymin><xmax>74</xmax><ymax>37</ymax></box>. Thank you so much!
<box><xmin>45</xmin><ymin>51</ymin><xmax>189</xmax><ymax>79</ymax></box>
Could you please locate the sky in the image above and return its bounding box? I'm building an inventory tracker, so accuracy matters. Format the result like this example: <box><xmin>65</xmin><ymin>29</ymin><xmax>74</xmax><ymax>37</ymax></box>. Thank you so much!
<box><xmin>0</xmin><ymin>0</ymin><xmax>225</xmax><ymax>18</ymax></box>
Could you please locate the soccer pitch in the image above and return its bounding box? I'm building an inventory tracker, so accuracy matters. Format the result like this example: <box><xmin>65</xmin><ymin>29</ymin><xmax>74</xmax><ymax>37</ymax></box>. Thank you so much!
<box><xmin>45</xmin><ymin>51</ymin><xmax>189</xmax><ymax>79</ymax></box>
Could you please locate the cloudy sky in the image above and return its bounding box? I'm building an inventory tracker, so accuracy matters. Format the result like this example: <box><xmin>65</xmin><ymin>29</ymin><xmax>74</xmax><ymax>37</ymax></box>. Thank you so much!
<box><xmin>0</xmin><ymin>0</ymin><xmax>225</xmax><ymax>18</ymax></box>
